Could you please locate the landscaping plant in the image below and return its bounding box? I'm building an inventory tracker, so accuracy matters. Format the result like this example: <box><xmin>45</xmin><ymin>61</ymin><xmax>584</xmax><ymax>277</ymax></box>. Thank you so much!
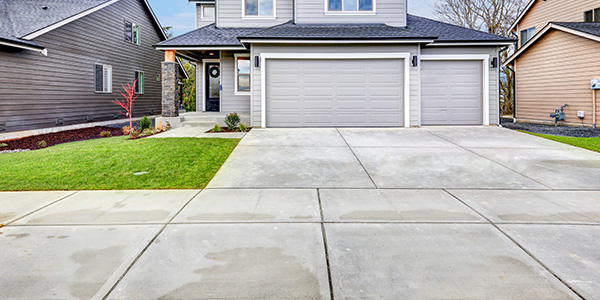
<box><xmin>130</xmin><ymin>129</ymin><xmax>141</xmax><ymax>138</ymax></box>
<box><xmin>139</xmin><ymin>116</ymin><xmax>152</xmax><ymax>131</ymax></box>
<box><xmin>100</xmin><ymin>131</ymin><xmax>112</xmax><ymax>137</ymax></box>
<box><xmin>0</xmin><ymin>143</ymin><xmax>7</xmax><ymax>148</ymax></box>
<box><xmin>239</xmin><ymin>123</ymin><xmax>248</xmax><ymax>132</ymax></box>
<box><xmin>224</xmin><ymin>112</ymin><xmax>241</xmax><ymax>131</ymax></box>
<box><xmin>112</xmin><ymin>79</ymin><xmax>139</xmax><ymax>130</ymax></box>
<box><xmin>122</xmin><ymin>125</ymin><xmax>131</xmax><ymax>135</ymax></box>
<box><xmin>212</xmin><ymin>124</ymin><xmax>221</xmax><ymax>132</ymax></box>
<box><xmin>37</xmin><ymin>140</ymin><xmax>47</xmax><ymax>148</ymax></box>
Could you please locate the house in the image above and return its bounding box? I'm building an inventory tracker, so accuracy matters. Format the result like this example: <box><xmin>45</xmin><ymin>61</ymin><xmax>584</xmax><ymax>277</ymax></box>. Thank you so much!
<box><xmin>505</xmin><ymin>0</ymin><xmax>600</xmax><ymax>127</ymax></box>
<box><xmin>155</xmin><ymin>0</ymin><xmax>514</xmax><ymax>128</ymax></box>
<box><xmin>0</xmin><ymin>0</ymin><xmax>183</xmax><ymax>133</ymax></box>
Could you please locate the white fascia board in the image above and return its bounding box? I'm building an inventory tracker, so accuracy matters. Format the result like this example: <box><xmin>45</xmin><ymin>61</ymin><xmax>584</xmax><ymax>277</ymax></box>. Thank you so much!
<box><xmin>155</xmin><ymin>46</ymin><xmax>247</xmax><ymax>51</ymax></box>
<box><xmin>0</xmin><ymin>40</ymin><xmax>47</xmax><ymax>55</ymax></box>
<box><xmin>426</xmin><ymin>42</ymin><xmax>516</xmax><ymax>47</ymax></box>
<box><xmin>508</xmin><ymin>0</ymin><xmax>537</xmax><ymax>32</ymax></box>
<box><xmin>23</xmin><ymin>0</ymin><xmax>122</xmax><ymax>40</ymax></box>
<box><xmin>240</xmin><ymin>39</ymin><xmax>436</xmax><ymax>44</ymax></box>
<box><xmin>259</xmin><ymin>52</ymin><xmax>412</xmax><ymax>128</ymax></box>
<box><xmin>421</xmin><ymin>54</ymin><xmax>491</xmax><ymax>126</ymax></box>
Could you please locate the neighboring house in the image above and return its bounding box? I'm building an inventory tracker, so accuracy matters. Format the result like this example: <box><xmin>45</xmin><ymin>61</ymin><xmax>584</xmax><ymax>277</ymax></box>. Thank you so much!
<box><xmin>505</xmin><ymin>0</ymin><xmax>600</xmax><ymax>127</ymax></box>
<box><xmin>0</xmin><ymin>0</ymin><xmax>183</xmax><ymax>133</ymax></box>
<box><xmin>156</xmin><ymin>0</ymin><xmax>514</xmax><ymax>128</ymax></box>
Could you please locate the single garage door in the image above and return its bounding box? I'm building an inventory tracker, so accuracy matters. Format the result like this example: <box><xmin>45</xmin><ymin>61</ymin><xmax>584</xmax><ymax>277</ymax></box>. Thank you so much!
<box><xmin>266</xmin><ymin>59</ymin><xmax>404</xmax><ymax>127</ymax></box>
<box><xmin>421</xmin><ymin>60</ymin><xmax>483</xmax><ymax>125</ymax></box>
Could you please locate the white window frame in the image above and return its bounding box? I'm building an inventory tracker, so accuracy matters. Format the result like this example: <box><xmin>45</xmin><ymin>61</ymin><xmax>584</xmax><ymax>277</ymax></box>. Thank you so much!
<box><xmin>324</xmin><ymin>0</ymin><xmax>377</xmax><ymax>15</ymax></box>
<box><xmin>95</xmin><ymin>63</ymin><xmax>112</xmax><ymax>93</ymax></box>
<box><xmin>235</xmin><ymin>53</ymin><xmax>251</xmax><ymax>95</ymax></box>
<box><xmin>135</xmin><ymin>70</ymin><xmax>144</xmax><ymax>94</ymax></box>
<box><xmin>420</xmin><ymin>55</ymin><xmax>491</xmax><ymax>126</ymax></box>
<box><xmin>242</xmin><ymin>0</ymin><xmax>277</xmax><ymax>19</ymax></box>
<box><xmin>259</xmin><ymin>52</ymin><xmax>410</xmax><ymax>128</ymax></box>
<box><xmin>201</xmin><ymin>5</ymin><xmax>215</xmax><ymax>20</ymax></box>
<box><xmin>520</xmin><ymin>27</ymin><xmax>535</xmax><ymax>46</ymax></box>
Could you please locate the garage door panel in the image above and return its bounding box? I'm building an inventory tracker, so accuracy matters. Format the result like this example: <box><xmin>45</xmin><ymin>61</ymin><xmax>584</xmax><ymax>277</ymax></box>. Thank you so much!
<box><xmin>421</xmin><ymin>60</ymin><xmax>483</xmax><ymax>125</ymax></box>
<box><xmin>266</xmin><ymin>58</ymin><xmax>404</xmax><ymax>127</ymax></box>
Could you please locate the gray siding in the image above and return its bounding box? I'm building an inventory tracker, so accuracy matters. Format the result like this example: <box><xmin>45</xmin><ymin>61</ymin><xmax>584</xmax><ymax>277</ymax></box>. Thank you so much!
<box><xmin>0</xmin><ymin>0</ymin><xmax>165</xmax><ymax>132</ymax></box>
<box><xmin>250</xmin><ymin>43</ymin><xmax>418</xmax><ymax>127</ymax></box>
<box><xmin>420</xmin><ymin>46</ymin><xmax>500</xmax><ymax>125</ymax></box>
<box><xmin>196</xmin><ymin>3</ymin><xmax>216</xmax><ymax>28</ymax></box>
<box><xmin>296</xmin><ymin>0</ymin><xmax>406</xmax><ymax>26</ymax></box>
<box><xmin>220</xmin><ymin>51</ymin><xmax>251</xmax><ymax>113</ymax></box>
<box><xmin>217</xmin><ymin>0</ymin><xmax>292</xmax><ymax>28</ymax></box>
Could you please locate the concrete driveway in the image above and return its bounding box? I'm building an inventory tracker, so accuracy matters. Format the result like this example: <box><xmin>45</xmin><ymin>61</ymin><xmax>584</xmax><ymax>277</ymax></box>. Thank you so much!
<box><xmin>1</xmin><ymin>127</ymin><xmax>599</xmax><ymax>299</ymax></box>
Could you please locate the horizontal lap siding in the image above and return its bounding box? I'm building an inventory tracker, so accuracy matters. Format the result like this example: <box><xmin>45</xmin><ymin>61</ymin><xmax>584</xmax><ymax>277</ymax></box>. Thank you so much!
<box><xmin>218</xmin><ymin>0</ymin><xmax>292</xmax><ymax>28</ymax></box>
<box><xmin>220</xmin><ymin>51</ymin><xmax>251</xmax><ymax>113</ymax></box>
<box><xmin>515</xmin><ymin>30</ymin><xmax>600</xmax><ymax>125</ymax></box>
<box><xmin>296</xmin><ymin>0</ymin><xmax>406</xmax><ymax>26</ymax></box>
<box><xmin>420</xmin><ymin>46</ymin><xmax>500</xmax><ymax>125</ymax></box>
<box><xmin>518</xmin><ymin>0</ymin><xmax>599</xmax><ymax>37</ymax></box>
<box><xmin>0</xmin><ymin>0</ymin><xmax>164</xmax><ymax>132</ymax></box>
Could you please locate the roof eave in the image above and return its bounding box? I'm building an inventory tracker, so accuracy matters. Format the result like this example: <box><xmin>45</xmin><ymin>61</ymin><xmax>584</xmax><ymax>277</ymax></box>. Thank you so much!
<box><xmin>0</xmin><ymin>38</ymin><xmax>47</xmax><ymax>55</ymax></box>
<box><xmin>154</xmin><ymin>45</ymin><xmax>247</xmax><ymax>50</ymax></box>
<box><xmin>237</xmin><ymin>38</ymin><xmax>437</xmax><ymax>44</ymax></box>
<box><xmin>427</xmin><ymin>40</ymin><xmax>517</xmax><ymax>47</ymax></box>
<box><xmin>508</xmin><ymin>0</ymin><xmax>537</xmax><ymax>32</ymax></box>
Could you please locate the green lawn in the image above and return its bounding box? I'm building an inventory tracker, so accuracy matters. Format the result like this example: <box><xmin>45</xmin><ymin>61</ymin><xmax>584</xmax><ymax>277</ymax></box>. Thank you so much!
<box><xmin>0</xmin><ymin>136</ymin><xmax>239</xmax><ymax>191</ymax></box>
<box><xmin>520</xmin><ymin>131</ymin><xmax>600</xmax><ymax>153</ymax></box>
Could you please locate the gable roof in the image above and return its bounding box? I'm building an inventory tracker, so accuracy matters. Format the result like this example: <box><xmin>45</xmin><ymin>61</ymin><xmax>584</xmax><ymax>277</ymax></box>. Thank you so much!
<box><xmin>508</xmin><ymin>0</ymin><xmax>537</xmax><ymax>32</ymax></box>
<box><xmin>0</xmin><ymin>0</ymin><xmax>168</xmax><ymax>53</ymax></box>
<box><xmin>407</xmin><ymin>15</ymin><xmax>516</xmax><ymax>44</ymax></box>
<box><xmin>155</xmin><ymin>24</ymin><xmax>261</xmax><ymax>49</ymax></box>
<box><xmin>504</xmin><ymin>22</ymin><xmax>600</xmax><ymax>66</ymax></box>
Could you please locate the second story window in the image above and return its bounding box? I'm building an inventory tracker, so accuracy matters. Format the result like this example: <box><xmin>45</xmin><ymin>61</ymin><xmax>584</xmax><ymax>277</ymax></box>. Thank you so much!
<box><xmin>328</xmin><ymin>0</ymin><xmax>374</xmax><ymax>12</ymax></box>
<box><xmin>125</xmin><ymin>21</ymin><xmax>140</xmax><ymax>44</ymax></box>
<box><xmin>520</xmin><ymin>27</ymin><xmax>535</xmax><ymax>46</ymax></box>
<box><xmin>202</xmin><ymin>5</ymin><xmax>215</xmax><ymax>20</ymax></box>
<box><xmin>584</xmin><ymin>8</ymin><xmax>600</xmax><ymax>22</ymax></box>
<box><xmin>244</xmin><ymin>0</ymin><xmax>274</xmax><ymax>17</ymax></box>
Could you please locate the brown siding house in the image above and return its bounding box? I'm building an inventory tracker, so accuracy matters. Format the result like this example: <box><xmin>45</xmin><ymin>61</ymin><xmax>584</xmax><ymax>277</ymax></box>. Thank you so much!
<box><xmin>506</xmin><ymin>0</ymin><xmax>600</xmax><ymax>127</ymax></box>
<box><xmin>0</xmin><ymin>0</ymin><xmax>178</xmax><ymax>133</ymax></box>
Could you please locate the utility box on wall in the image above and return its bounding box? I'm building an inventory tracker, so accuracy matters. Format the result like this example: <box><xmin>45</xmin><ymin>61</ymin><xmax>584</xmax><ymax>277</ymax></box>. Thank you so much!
<box><xmin>591</xmin><ymin>79</ymin><xmax>600</xmax><ymax>90</ymax></box>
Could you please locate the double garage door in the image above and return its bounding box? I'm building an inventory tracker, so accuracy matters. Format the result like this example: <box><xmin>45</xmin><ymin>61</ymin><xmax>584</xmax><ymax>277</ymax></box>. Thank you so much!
<box><xmin>265</xmin><ymin>58</ymin><xmax>483</xmax><ymax>127</ymax></box>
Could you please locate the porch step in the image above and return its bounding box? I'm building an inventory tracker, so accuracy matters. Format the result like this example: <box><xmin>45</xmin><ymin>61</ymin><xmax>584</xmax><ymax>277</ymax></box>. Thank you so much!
<box><xmin>181</xmin><ymin>116</ymin><xmax>222</xmax><ymax>123</ymax></box>
<box><xmin>181</xmin><ymin>121</ymin><xmax>215</xmax><ymax>128</ymax></box>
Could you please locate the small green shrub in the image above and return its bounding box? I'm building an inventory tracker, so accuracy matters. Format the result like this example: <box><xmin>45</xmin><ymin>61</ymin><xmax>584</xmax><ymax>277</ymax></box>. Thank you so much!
<box><xmin>139</xmin><ymin>116</ymin><xmax>152</xmax><ymax>131</ymax></box>
<box><xmin>212</xmin><ymin>124</ymin><xmax>221</xmax><ymax>132</ymax></box>
<box><xmin>141</xmin><ymin>128</ymin><xmax>153</xmax><ymax>136</ymax></box>
<box><xmin>130</xmin><ymin>129</ymin><xmax>141</xmax><ymax>138</ymax></box>
<box><xmin>0</xmin><ymin>143</ymin><xmax>8</xmax><ymax>148</ymax></box>
<box><xmin>100</xmin><ymin>131</ymin><xmax>112</xmax><ymax>137</ymax></box>
<box><xmin>122</xmin><ymin>125</ymin><xmax>131</xmax><ymax>135</ymax></box>
<box><xmin>37</xmin><ymin>140</ymin><xmax>47</xmax><ymax>148</ymax></box>
<box><xmin>239</xmin><ymin>123</ymin><xmax>248</xmax><ymax>132</ymax></box>
<box><xmin>224</xmin><ymin>113</ymin><xmax>240</xmax><ymax>131</ymax></box>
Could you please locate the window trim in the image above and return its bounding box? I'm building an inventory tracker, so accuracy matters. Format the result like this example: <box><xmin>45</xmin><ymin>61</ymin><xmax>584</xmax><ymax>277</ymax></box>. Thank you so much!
<box><xmin>584</xmin><ymin>10</ymin><xmax>593</xmax><ymax>22</ymax></box>
<box><xmin>520</xmin><ymin>26</ymin><xmax>535</xmax><ymax>47</ymax></box>
<box><xmin>234</xmin><ymin>53</ymin><xmax>251</xmax><ymax>95</ymax></box>
<box><xmin>124</xmin><ymin>20</ymin><xmax>140</xmax><ymax>45</ymax></box>
<box><xmin>242</xmin><ymin>0</ymin><xmax>277</xmax><ymax>19</ymax></box>
<box><xmin>94</xmin><ymin>63</ymin><xmax>112</xmax><ymax>94</ymax></box>
<box><xmin>135</xmin><ymin>70</ymin><xmax>144</xmax><ymax>94</ymax></box>
<box><xmin>324</xmin><ymin>0</ymin><xmax>377</xmax><ymax>14</ymax></box>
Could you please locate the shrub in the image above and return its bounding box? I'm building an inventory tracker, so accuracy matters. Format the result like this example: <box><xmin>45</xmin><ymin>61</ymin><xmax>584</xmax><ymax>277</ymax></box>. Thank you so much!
<box><xmin>239</xmin><ymin>123</ymin><xmax>248</xmax><ymax>132</ymax></box>
<box><xmin>129</xmin><ymin>129</ymin><xmax>141</xmax><ymax>138</ymax></box>
<box><xmin>224</xmin><ymin>113</ymin><xmax>241</xmax><ymax>131</ymax></box>
<box><xmin>141</xmin><ymin>128</ymin><xmax>153</xmax><ymax>136</ymax></box>
<box><xmin>37</xmin><ymin>140</ymin><xmax>47</xmax><ymax>148</ymax></box>
<box><xmin>100</xmin><ymin>131</ymin><xmax>112</xmax><ymax>138</ymax></box>
<box><xmin>0</xmin><ymin>143</ymin><xmax>8</xmax><ymax>148</ymax></box>
<box><xmin>212</xmin><ymin>124</ymin><xmax>221</xmax><ymax>132</ymax></box>
<box><xmin>122</xmin><ymin>126</ymin><xmax>131</xmax><ymax>135</ymax></box>
<box><xmin>139</xmin><ymin>116</ymin><xmax>152</xmax><ymax>131</ymax></box>
<box><xmin>165</xmin><ymin>122</ymin><xmax>172</xmax><ymax>131</ymax></box>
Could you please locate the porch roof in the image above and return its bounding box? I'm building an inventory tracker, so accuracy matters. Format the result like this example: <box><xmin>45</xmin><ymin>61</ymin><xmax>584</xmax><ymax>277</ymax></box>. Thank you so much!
<box><xmin>154</xmin><ymin>24</ymin><xmax>260</xmax><ymax>49</ymax></box>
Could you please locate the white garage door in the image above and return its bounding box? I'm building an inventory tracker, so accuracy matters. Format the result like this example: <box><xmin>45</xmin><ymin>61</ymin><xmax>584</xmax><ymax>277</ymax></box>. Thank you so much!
<box><xmin>421</xmin><ymin>60</ymin><xmax>483</xmax><ymax>125</ymax></box>
<box><xmin>266</xmin><ymin>59</ymin><xmax>404</xmax><ymax>127</ymax></box>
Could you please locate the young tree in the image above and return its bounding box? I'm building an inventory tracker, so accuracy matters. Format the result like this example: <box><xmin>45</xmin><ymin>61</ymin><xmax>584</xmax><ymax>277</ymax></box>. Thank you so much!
<box><xmin>432</xmin><ymin>0</ymin><xmax>527</xmax><ymax>116</ymax></box>
<box><xmin>112</xmin><ymin>79</ymin><xmax>139</xmax><ymax>129</ymax></box>
<box><xmin>180</xmin><ymin>60</ymin><xmax>196</xmax><ymax>111</ymax></box>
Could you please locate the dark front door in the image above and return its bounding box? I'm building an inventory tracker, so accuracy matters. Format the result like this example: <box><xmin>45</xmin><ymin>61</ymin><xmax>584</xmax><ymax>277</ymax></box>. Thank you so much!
<box><xmin>206</xmin><ymin>63</ymin><xmax>220</xmax><ymax>112</ymax></box>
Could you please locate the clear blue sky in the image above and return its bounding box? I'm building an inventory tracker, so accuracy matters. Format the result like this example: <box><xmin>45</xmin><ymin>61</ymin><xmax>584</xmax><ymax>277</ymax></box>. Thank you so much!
<box><xmin>147</xmin><ymin>0</ymin><xmax>438</xmax><ymax>37</ymax></box>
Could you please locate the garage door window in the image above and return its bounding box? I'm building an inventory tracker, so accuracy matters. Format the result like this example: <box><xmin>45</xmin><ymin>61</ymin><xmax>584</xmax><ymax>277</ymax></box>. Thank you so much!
<box><xmin>235</xmin><ymin>54</ymin><xmax>251</xmax><ymax>94</ymax></box>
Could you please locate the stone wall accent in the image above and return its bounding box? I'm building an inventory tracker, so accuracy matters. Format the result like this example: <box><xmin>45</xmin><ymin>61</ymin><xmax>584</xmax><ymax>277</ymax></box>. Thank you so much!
<box><xmin>161</xmin><ymin>62</ymin><xmax>179</xmax><ymax>117</ymax></box>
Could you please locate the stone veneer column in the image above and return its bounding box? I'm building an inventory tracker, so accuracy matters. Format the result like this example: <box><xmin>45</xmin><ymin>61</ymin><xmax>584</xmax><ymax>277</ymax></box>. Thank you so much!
<box><xmin>161</xmin><ymin>61</ymin><xmax>179</xmax><ymax>117</ymax></box>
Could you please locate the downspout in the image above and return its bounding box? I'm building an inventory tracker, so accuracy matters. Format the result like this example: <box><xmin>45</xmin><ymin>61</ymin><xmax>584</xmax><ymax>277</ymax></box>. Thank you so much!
<box><xmin>293</xmin><ymin>0</ymin><xmax>297</xmax><ymax>24</ymax></box>
<box><xmin>593</xmin><ymin>89</ymin><xmax>597</xmax><ymax>128</ymax></box>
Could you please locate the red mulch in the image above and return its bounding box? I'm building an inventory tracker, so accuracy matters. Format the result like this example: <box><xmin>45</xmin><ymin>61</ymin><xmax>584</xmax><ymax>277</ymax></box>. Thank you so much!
<box><xmin>0</xmin><ymin>126</ymin><xmax>124</xmax><ymax>151</ymax></box>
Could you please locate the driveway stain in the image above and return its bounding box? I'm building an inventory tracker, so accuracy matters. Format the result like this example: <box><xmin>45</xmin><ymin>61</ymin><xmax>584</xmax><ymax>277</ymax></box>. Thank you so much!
<box><xmin>158</xmin><ymin>247</ymin><xmax>322</xmax><ymax>299</ymax></box>
<box><xmin>69</xmin><ymin>246</ymin><xmax>125</xmax><ymax>299</ymax></box>
<box><xmin>25</xmin><ymin>208</ymin><xmax>171</xmax><ymax>223</ymax></box>
<box><xmin>5</xmin><ymin>233</ymin><xmax>30</xmax><ymax>239</ymax></box>
<box><xmin>339</xmin><ymin>210</ymin><xmax>478</xmax><ymax>221</ymax></box>
<box><xmin>186</xmin><ymin>213</ymin><xmax>276</xmax><ymax>221</ymax></box>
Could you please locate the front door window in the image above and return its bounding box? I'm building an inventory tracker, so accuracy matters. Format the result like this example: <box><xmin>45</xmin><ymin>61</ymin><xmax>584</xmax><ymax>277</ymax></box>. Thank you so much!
<box><xmin>206</xmin><ymin>63</ymin><xmax>220</xmax><ymax>111</ymax></box>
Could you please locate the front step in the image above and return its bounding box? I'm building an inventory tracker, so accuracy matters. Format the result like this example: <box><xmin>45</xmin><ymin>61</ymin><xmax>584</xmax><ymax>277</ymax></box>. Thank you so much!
<box><xmin>180</xmin><ymin>121</ymin><xmax>215</xmax><ymax>128</ymax></box>
<box><xmin>181</xmin><ymin>116</ymin><xmax>222</xmax><ymax>123</ymax></box>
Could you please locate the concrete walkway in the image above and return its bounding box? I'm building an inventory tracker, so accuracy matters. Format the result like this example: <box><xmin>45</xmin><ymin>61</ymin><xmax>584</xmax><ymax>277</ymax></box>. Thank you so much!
<box><xmin>1</xmin><ymin>127</ymin><xmax>599</xmax><ymax>299</ymax></box>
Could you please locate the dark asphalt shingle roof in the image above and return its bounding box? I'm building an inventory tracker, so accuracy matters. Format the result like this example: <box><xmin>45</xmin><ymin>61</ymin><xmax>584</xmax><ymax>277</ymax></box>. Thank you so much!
<box><xmin>239</xmin><ymin>21</ymin><xmax>435</xmax><ymax>40</ymax></box>
<box><xmin>553</xmin><ymin>22</ymin><xmax>600</xmax><ymax>38</ymax></box>
<box><xmin>155</xmin><ymin>24</ymin><xmax>262</xmax><ymax>47</ymax></box>
<box><xmin>406</xmin><ymin>14</ymin><xmax>515</xmax><ymax>42</ymax></box>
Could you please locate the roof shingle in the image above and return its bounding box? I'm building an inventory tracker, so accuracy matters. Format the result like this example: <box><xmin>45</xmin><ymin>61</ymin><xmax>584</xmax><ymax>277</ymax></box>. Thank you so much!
<box><xmin>553</xmin><ymin>22</ymin><xmax>600</xmax><ymax>38</ymax></box>
<box><xmin>155</xmin><ymin>24</ymin><xmax>262</xmax><ymax>47</ymax></box>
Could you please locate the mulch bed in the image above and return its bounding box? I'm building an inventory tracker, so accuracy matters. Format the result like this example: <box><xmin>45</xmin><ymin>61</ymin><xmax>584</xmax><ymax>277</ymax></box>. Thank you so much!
<box><xmin>501</xmin><ymin>118</ymin><xmax>600</xmax><ymax>138</ymax></box>
<box><xmin>205</xmin><ymin>127</ymin><xmax>252</xmax><ymax>133</ymax></box>
<box><xmin>0</xmin><ymin>126</ymin><xmax>124</xmax><ymax>151</ymax></box>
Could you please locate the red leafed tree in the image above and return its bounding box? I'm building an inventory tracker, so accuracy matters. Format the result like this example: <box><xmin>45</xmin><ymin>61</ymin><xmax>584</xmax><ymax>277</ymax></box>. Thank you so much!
<box><xmin>112</xmin><ymin>79</ymin><xmax>139</xmax><ymax>129</ymax></box>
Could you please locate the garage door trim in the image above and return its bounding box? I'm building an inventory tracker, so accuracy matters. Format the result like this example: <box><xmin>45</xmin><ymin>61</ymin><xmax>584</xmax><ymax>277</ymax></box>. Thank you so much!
<box><xmin>260</xmin><ymin>52</ymin><xmax>411</xmax><ymax>128</ymax></box>
<box><xmin>420</xmin><ymin>55</ymin><xmax>490</xmax><ymax>126</ymax></box>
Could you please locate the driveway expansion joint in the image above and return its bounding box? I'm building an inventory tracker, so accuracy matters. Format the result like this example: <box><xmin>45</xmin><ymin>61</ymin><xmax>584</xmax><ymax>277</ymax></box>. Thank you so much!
<box><xmin>5</xmin><ymin>191</ymin><xmax>78</xmax><ymax>226</ymax></box>
<box><xmin>335</xmin><ymin>128</ymin><xmax>378</xmax><ymax>189</ymax></box>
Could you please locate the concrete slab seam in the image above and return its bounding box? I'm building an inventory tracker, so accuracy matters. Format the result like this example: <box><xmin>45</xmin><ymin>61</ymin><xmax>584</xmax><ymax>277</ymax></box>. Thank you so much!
<box><xmin>443</xmin><ymin>189</ymin><xmax>586</xmax><ymax>300</ymax></box>
<box><xmin>101</xmin><ymin>189</ymin><xmax>203</xmax><ymax>300</ymax></box>
<box><xmin>317</xmin><ymin>188</ymin><xmax>335</xmax><ymax>300</ymax></box>
<box><xmin>5</xmin><ymin>191</ymin><xmax>79</xmax><ymax>226</ymax></box>
<box><xmin>335</xmin><ymin>128</ymin><xmax>378</xmax><ymax>189</ymax></box>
